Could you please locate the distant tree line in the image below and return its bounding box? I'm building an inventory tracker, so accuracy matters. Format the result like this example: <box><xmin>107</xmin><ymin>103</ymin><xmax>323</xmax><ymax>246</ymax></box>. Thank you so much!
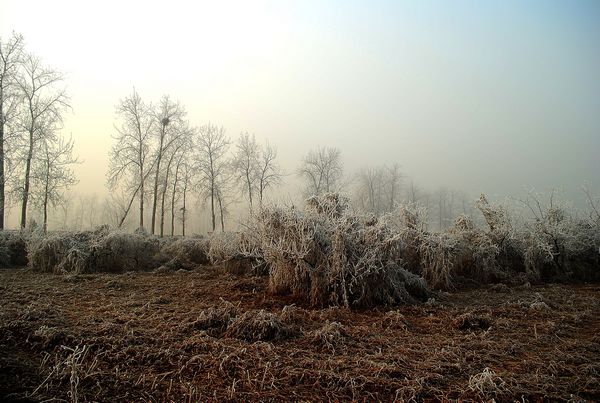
<box><xmin>107</xmin><ymin>89</ymin><xmax>284</xmax><ymax>235</ymax></box>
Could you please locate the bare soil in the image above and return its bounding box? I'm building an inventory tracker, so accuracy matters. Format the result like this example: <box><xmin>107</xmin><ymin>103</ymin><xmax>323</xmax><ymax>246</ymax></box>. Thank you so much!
<box><xmin>1</xmin><ymin>267</ymin><xmax>599</xmax><ymax>402</ymax></box>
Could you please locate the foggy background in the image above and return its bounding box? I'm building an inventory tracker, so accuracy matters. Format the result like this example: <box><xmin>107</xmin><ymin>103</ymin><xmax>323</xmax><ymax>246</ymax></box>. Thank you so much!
<box><xmin>1</xmin><ymin>0</ymin><xmax>599</xmax><ymax>233</ymax></box>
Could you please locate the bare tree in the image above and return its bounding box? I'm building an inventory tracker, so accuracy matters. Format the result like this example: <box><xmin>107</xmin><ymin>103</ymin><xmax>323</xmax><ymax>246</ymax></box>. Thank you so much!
<box><xmin>30</xmin><ymin>134</ymin><xmax>78</xmax><ymax>232</ymax></box>
<box><xmin>257</xmin><ymin>141</ymin><xmax>282</xmax><ymax>207</ymax></box>
<box><xmin>385</xmin><ymin>163</ymin><xmax>402</xmax><ymax>212</ymax></box>
<box><xmin>150</xmin><ymin>95</ymin><xmax>186</xmax><ymax>235</ymax></box>
<box><xmin>167</xmin><ymin>133</ymin><xmax>197</xmax><ymax>236</ymax></box>
<box><xmin>16</xmin><ymin>54</ymin><xmax>69</xmax><ymax>228</ymax></box>
<box><xmin>298</xmin><ymin>146</ymin><xmax>343</xmax><ymax>196</ymax></box>
<box><xmin>178</xmin><ymin>159</ymin><xmax>194</xmax><ymax>236</ymax></box>
<box><xmin>158</xmin><ymin>127</ymin><xmax>192</xmax><ymax>237</ymax></box>
<box><xmin>101</xmin><ymin>192</ymin><xmax>133</xmax><ymax>229</ymax></box>
<box><xmin>108</xmin><ymin>89</ymin><xmax>155</xmax><ymax>229</ymax></box>
<box><xmin>356</xmin><ymin>166</ymin><xmax>385</xmax><ymax>215</ymax></box>
<box><xmin>231</xmin><ymin>132</ymin><xmax>259</xmax><ymax>212</ymax></box>
<box><xmin>355</xmin><ymin>163</ymin><xmax>402</xmax><ymax>215</ymax></box>
<box><xmin>195</xmin><ymin>124</ymin><xmax>230</xmax><ymax>232</ymax></box>
<box><xmin>406</xmin><ymin>180</ymin><xmax>421</xmax><ymax>205</ymax></box>
<box><xmin>0</xmin><ymin>32</ymin><xmax>24</xmax><ymax>229</ymax></box>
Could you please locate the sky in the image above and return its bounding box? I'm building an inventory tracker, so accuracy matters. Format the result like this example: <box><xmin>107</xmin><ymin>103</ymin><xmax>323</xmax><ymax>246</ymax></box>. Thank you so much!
<box><xmin>1</xmin><ymin>0</ymin><xmax>599</xmax><ymax>215</ymax></box>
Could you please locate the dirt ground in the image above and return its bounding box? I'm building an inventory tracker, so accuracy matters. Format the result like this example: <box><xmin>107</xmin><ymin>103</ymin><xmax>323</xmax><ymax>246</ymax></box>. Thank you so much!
<box><xmin>0</xmin><ymin>267</ymin><xmax>599</xmax><ymax>402</ymax></box>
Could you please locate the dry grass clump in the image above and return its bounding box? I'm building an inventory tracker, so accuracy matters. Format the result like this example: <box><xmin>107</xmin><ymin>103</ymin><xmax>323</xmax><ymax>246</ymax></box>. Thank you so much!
<box><xmin>33</xmin><ymin>325</ymin><xmax>71</xmax><ymax>349</ymax></box>
<box><xmin>279</xmin><ymin>305</ymin><xmax>310</xmax><ymax>330</ymax></box>
<box><xmin>453</xmin><ymin>312</ymin><xmax>492</xmax><ymax>331</ymax></box>
<box><xmin>224</xmin><ymin>309</ymin><xmax>293</xmax><ymax>342</ymax></box>
<box><xmin>27</xmin><ymin>226</ymin><xmax>161</xmax><ymax>274</ymax></box>
<box><xmin>467</xmin><ymin>367</ymin><xmax>508</xmax><ymax>397</ymax></box>
<box><xmin>186</xmin><ymin>299</ymin><xmax>239</xmax><ymax>336</ymax></box>
<box><xmin>157</xmin><ymin>237</ymin><xmax>209</xmax><ymax>271</ymax></box>
<box><xmin>378</xmin><ymin>310</ymin><xmax>410</xmax><ymax>331</ymax></box>
<box><xmin>0</xmin><ymin>230</ymin><xmax>29</xmax><ymax>268</ymax></box>
<box><xmin>529</xmin><ymin>301</ymin><xmax>550</xmax><ymax>311</ymax></box>
<box><xmin>489</xmin><ymin>283</ymin><xmax>511</xmax><ymax>293</ymax></box>
<box><xmin>207</xmin><ymin>232</ymin><xmax>261</xmax><ymax>275</ymax></box>
<box><xmin>309</xmin><ymin>321</ymin><xmax>350</xmax><ymax>353</ymax></box>
<box><xmin>244</xmin><ymin>193</ymin><xmax>430</xmax><ymax>308</ymax></box>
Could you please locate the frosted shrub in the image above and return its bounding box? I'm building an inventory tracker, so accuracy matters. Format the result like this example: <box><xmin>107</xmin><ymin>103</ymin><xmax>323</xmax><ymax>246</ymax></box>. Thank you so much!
<box><xmin>0</xmin><ymin>230</ymin><xmax>29</xmax><ymax>267</ymax></box>
<box><xmin>27</xmin><ymin>226</ymin><xmax>161</xmax><ymax>274</ymax></box>
<box><xmin>158</xmin><ymin>237</ymin><xmax>209</xmax><ymax>270</ymax></box>
<box><xmin>245</xmin><ymin>193</ymin><xmax>429</xmax><ymax>308</ymax></box>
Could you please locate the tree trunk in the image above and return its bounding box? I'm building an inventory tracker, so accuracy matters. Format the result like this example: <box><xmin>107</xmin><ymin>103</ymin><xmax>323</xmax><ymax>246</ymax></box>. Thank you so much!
<box><xmin>217</xmin><ymin>191</ymin><xmax>225</xmax><ymax>231</ymax></box>
<box><xmin>159</xmin><ymin>182</ymin><xmax>167</xmax><ymax>237</ymax></box>
<box><xmin>0</xmin><ymin>103</ymin><xmax>5</xmax><ymax>230</ymax></box>
<box><xmin>151</xmin><ymin>127</ymin><xmax>165</xmax><ymax>234</ymax></box>
<box><xmin>246</xmin><ymin>170</ymin><xmax>253</xmax><ymax>212</ymax></box>
<box><xmin>182</xmin><ymin>187</ymin><xmax>187</xmax><ymax>237</ymax></box>
<box><xmin>160</xmin><ymin>152</ymin><xmax>176</xmax><ymax>237</ymax></box>
<box><xmin>210</xmin><ymin>181</ymin><xmax>216</xmax><ymax>232</ymax></box>
<box><xmin>43</xmin><ymin>158</ymin><xmax>50</xmax><ymax>233</ymax></box>
<box><xmin>139</xmin><ymin>166</ymin><xmax>144</xmax><ymax>229</ymax></box>
<box><xmin>170</xmin><ymin>159</ymin><xmax>181</xmax><ymax>236</ymax></box>
<box><xmin>20</xmin><ymin>129</ymin><xmax>34</xmax><ymax>229</ymax></box>
<box><xmin>119</xmin><ymin>186</ymin><xmax>140</xmax><ymax>228</ymax></box>
<box><xmin>43</xmin><ymin>194</ymin><xmax>48</xmax><ymax>233</ymax></box>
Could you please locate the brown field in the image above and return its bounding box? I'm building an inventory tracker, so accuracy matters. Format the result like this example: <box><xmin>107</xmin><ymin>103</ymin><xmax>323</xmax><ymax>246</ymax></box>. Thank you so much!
<box><xmin>1</xmin><ymin>267</ymin><xmax>599</xmax><ymax>402</ymax></box>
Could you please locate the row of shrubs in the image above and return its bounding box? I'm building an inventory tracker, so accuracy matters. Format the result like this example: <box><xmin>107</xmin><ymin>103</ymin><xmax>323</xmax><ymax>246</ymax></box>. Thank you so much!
<box><xmin>1</xmin><ymin>192</ymin><xmax>598</xmax><ymax>308</ymax></box>
<box><xmin>0</xmin><ymin>226</ymin><xmax>211</xmax><ymax>274</ymax></box>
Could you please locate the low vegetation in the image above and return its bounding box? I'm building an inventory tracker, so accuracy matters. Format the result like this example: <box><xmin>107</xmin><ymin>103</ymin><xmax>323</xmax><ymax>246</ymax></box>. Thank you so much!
<box><xmin>0</xmin><ymin>193</ymin><xmax>598</xmax><ymax>308</ymax></box>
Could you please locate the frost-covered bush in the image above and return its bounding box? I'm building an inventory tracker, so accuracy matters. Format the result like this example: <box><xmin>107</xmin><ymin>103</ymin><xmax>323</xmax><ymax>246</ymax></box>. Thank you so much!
<box><xmin>157</xmin><ymin>237</ymin><xmax>209</xmax><ymax>271</ymax></box>
<box><xmin>244</xmin><ymin>193</ymin><xmax>429</xmax><ymax>308</ymax></box>
<box><xmin>0</xmin><ymin>230</ymin><xmax>29</xmax><ymax>268</ymax></box>
<box><xmin>207</xmin><ymin>231</ymin><xmax>261</xmax><ymax>274</ymax></box>
<box><xmin>27</xmin><ymin>226</ymin><xmax>161</xmax><ymax>274</ymax></box>
<box><xmin>476</xmin><ymin>192</ymin><xmax>600</xmax><ymax>282</ymax></box>
<box><xmin>391</xmin><ymin>203</ymin><xmax>500</xmax><ymax>290</ymax></box>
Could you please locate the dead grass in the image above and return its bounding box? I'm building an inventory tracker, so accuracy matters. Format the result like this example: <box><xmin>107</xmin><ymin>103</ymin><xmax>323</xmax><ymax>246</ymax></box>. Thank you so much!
<box><xmin>224</xmin><ymin>310</ymin><xmax>293</xmax><ymax>342</ymax></box>
<box><xmin>1</xmin><ymin>269</ymin><xmax>599</xmax><ymax>401</ymax></box>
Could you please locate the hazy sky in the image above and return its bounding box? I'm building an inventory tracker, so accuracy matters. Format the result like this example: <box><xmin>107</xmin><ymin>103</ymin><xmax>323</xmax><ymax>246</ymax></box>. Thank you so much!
<box><xmin>2</xmin><ymin>0</ymin><xmax>599</xmax><ymax>203</ymax></box>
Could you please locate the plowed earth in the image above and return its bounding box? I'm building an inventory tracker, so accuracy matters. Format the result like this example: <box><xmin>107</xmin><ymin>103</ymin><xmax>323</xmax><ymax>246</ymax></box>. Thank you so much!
<box><xmin>1</xmin><ymin>267</ymin><xmax>599</xmax><ymax>402</ymax></box>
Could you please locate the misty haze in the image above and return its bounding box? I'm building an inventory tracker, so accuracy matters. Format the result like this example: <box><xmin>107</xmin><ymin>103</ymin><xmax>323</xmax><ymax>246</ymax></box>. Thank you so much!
<box><xmin>1</xmin><ymin>1</ymin><xmax>599</xmax><ymax>401</ymax></box>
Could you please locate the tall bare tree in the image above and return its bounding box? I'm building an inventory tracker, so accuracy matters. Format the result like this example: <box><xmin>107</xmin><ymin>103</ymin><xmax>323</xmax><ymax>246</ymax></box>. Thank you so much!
<box><xmin>231</xmin><ymin>132</ymin><xmax>259</xmax><ymax>212</ymax></box>
<box><xmin>16</xmin><ymin>54</ymin><xmax>69</xmax><ymax>228</ymax></box>
<box><xmin>31</xmin><ymin>134</ymin><xmax>78</xmax><ymax>232</ymax></box>
<box><xmin>257</xmin><ymin>141</ymin><xmax>282</xmax><ymax>207</ymax></box>
<box><xmin>178</xmin><ymin>158</ymin><xmax>194</xmax><ymax>236</ymax></box>
<box><xmin>385</xmin><ymin>163</ymin><xmax>402</xmax><ymax>212</ymax></box>
<box><xmin>150</xmin><ymin>95</ymin><xmax>186</xmax><ymax>235</ymax></box>
<box><xmin>298</xmin><ymin>146</ymin><xmax>343</xmax><ymax>196</ymax></box>
<box><xmin>356</xmin><ymin>166</ymin><xmax>385</xmax><ymax>215</ymax></box>
<box><xmin>158</xmin><ymin>127</ymin><xmax>192</xmax><ymax>237</ymax></box>
<box><xmin>108</xmin><ymin>89</ymin><xmax>155</xmax><ymax>228</ymax></box>
<box><xmin>0</xmin><ymin>32</ymin><xmax>24</xmax><ymax>229</ymax></box>
<box><xmin>195</xmin><ymin>124</ymin><xmax>230</xmax><ymax>232</ymax></box>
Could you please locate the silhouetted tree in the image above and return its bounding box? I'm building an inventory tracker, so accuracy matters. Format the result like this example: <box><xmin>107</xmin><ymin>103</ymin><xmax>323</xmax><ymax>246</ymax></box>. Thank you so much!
<box><xmin>231</xmin><ymin>132</ymin><xmax>259</xmax><ymax>212</ymax></box>
<box><xmin>298</xmin><ymin>146</ymin><xmax>343</xmax><ymax>196</ymax></box>
<box><xmin>0</xmin><ymin>32</ymin><xmax>24</xmax><ymax>229</ymax></box>
<box><xmin>195</xmin><ymin>124</ymin><xmax>230</xmax><ymax>232</ymax></box>
<box><xmin>31</xmin><ymin>135</ymin><xmax>78</xmax><ymax>232</ymax></box>
<box><xmin>257</xmin><ymin>141</ymin><xmax>282</xmax><ymax>207</ymax></box>
<box><xmin>150</xmin><ymin>95</ymin><xmax>186</xmax><ymax>235</ymax></box>
<box><xmin>16</xmin><ymin>54</ymin><xmax>69</xmax><ymax>228</ymax></box>
<box><xmin>108</xmin><ymin>89</ymin><xmax>155</xmax><ymax>228</ymax></box>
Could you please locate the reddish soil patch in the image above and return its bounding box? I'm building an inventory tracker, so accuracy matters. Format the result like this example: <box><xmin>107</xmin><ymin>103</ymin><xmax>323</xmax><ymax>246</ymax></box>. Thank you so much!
<box><xmin>1</xmin><ymin>267</ymin><xmax>599</xmax><ymax>401</ymax></box>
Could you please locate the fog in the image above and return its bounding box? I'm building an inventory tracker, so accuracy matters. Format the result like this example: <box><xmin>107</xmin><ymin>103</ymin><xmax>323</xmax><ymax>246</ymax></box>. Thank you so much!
<box><xmin>1</xmin><ymin>0</ymin><xmax>599</xmax><ymax>232</ymax></box>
